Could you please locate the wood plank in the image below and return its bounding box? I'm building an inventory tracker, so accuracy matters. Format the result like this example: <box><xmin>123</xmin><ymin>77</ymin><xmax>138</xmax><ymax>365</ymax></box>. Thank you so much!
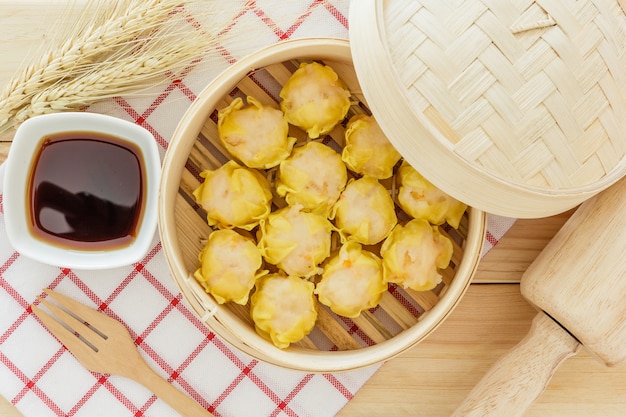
<box><xmin>337</xmin><ymin>284</ymin><xmax>626</xmax><ymax>417</ymax></box>
<box><xmin>0</xmin><ymin>141</ymin><xmax>9</xmax><ymax>162</ymax></box>
<box><xmin>474</xmin><ymin>209</ymin><xmax>574</xmax><ymax>283</ymax></box>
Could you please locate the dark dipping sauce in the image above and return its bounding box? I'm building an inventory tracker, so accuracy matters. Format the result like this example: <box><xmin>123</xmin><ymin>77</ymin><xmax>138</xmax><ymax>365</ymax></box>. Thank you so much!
<box><xmin>28</xmin><ymin>132</ymin><xmax>145</xmax><ymax>251</ymax></box>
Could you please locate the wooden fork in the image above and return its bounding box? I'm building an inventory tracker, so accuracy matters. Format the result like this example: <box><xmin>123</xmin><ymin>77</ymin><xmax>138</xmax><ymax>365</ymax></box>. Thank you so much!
<box><xmin>31</xmin><ymin>289</ymin><xmax>214</xmax><ymax>417</ymax></box>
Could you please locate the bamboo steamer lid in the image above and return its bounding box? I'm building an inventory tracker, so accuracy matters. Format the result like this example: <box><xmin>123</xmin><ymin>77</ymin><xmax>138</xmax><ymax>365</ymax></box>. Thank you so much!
<box><xmin>350</xmin><ymin>0</ymin><xmax>626</xmax><ymax>218</ymax></box>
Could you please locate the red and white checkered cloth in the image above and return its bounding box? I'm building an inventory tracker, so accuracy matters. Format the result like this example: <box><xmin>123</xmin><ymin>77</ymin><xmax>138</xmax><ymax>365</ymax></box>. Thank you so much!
<box><xmin>0</xmin><ymin>1</ymin><xmax>516</xmax><ymax>416</ymax></box>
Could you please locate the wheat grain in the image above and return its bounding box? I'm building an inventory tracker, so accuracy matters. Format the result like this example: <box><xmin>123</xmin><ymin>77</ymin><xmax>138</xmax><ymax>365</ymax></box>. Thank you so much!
<box><xmin>13</xmin><ymin>24</ymin><xmax>219</xmax><ymax>123</ymax></box>
<box><xmin>0</xmin><ymin>1</ymin><xmax>166</xmax><ymax>122</ymax></box>
<box><xmin>0</xmin><ymin>0</ymin><xmax>235</xmax><ymax>132</ymax></box>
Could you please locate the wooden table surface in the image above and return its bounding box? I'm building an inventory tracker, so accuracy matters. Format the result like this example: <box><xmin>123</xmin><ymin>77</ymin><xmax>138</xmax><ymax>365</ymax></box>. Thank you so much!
<box><xmin>1</xmin><ymin>2</ymin><xmax>625</xmax><ymax>417</ymax></box>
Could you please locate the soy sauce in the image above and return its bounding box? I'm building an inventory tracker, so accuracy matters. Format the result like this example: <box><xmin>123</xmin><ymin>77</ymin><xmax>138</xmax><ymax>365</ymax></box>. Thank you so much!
<box><xmin>28</xmin><ymin>132</ymin><xmax>145</xmax><ymax>250</ymax></box>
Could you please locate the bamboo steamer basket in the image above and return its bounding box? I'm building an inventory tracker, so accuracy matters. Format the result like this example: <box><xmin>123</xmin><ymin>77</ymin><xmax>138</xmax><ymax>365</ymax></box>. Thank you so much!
<box><xmin>350</xmin><ymin>0</ymin><xmax>626</xmax><ymax>218</ymax></box>
<box><xmin>158</xmin><ymin>38</ymin><xmax>487</xmax><ymax>372</ymax></box>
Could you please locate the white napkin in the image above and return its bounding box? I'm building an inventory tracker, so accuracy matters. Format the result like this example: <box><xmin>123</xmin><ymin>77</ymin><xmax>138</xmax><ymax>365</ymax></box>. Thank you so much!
<box><xmin>0</xmin><ymin>4</ymin><xmax>384</xmax><ymax>416</ymax></box>
<box><xmin>0</xmin><ymin>157</ymin><xmax>380</xmax><ymax>417</ymax></box>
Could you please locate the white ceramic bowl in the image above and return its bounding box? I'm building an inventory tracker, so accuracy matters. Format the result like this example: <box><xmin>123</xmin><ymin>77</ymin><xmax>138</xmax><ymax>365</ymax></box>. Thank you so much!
<box><xmin>3</xmin><ymin>112</ymin><xmax>161</xmax><ymax>269</ymax></box>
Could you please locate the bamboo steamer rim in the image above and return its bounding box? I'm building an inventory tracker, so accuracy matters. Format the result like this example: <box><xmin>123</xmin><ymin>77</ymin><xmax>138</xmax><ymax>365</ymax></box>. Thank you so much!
<box><xmin>158</xmin><ymin>38</ymin><xmax>487</xmax><ymax>372</ymax></box>
<box><xmin>349</xmin><ymin>0</ymin><xmax>626</xmax><ymax>218</ymax></box>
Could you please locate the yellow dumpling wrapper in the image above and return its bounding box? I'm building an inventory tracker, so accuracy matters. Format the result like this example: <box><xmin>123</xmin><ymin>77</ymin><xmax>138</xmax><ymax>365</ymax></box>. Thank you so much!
<box><xmin>280</xmin><ymin>62</ymin><xmax>351</xmax><ymax>138</ymax></box>
<box><xmin>276</xmin><ymin>141</ymin><xmax>348</xmax><ymax>215</ymax></box>
<box><xmin>192</xmin><ymin>160</ymin><xmax>272</xmax><ymax>230</ymax></box>
<box><xmin>342</xmin><ymin>115</ymin><xmax>401</xmax><ymax>179</ymax></box>
<box><xmin>194</xmin><ymin>229</ymin><xmax>268</xmax><ymax>305</ymax></box>
<box><xmin>380</xmin><ymin>219</ymin><xmax>453</xmax><ymax>292</ymax></box>
<box><xmin>315</xmin><ymin>241</ymin><xmax>387</xmax><ymax>318</ymax></box>
<box><xmin>218</xmin><ymin>96</ymin><xmax>296</xmax><ymax>169</ymax></box>
<box><xmin>330</xmin><ymin>176</ymin><xmax>397</xmax><ymax>245</ymax></box>
<box><xmin>397</xmin><ymin>161</ymin><xmax>467</xmax><ymax>229</ymax></box>
<box><xmin>250</xmin><ymin>273</ymin><xmax>318</xmax><ymax>349</ymax></box>
<box><xmin>257</xmin><ymin>204</ymin><xmax>332</xmax><ymax>278</ymax></box>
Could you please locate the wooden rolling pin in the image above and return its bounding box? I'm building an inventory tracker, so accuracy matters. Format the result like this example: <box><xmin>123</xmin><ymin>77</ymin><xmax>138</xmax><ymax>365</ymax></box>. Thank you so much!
<box><xmin>452</xmin><ymin>176</ymin><xmax>626</xmax><ymax>417</ymax></box>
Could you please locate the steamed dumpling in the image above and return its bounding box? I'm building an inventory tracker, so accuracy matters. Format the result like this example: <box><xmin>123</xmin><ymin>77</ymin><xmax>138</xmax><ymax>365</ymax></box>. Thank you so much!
<box><xmin>315</xmin><ymin>241</ymin><xmax>387</xmax><ymax>318</ymax></box>
<box><xmin>250</xmin><ymin>273</ymin><xmax>318</xmax><ymax>349</ymax></box>
<box><xmin>396</xmin><ymin>161</ymin><xmax>467</xmax><ymax>229</ymax></box>
<box><xmin>194</xmin><ymin>229</ymin><xmax>267</xmax><ymax>305</ymax></box>
<box><xmin>192</xmin><ymin>160</ymin><xmax>272</xmax><ymax>230</ymax></box>
<box><xmin>342</xmin><ymin>114</ymin><xmax>401</xmax><ymax>179</ymax></box>
<box><xmin>217</xmin><ymin>96</ymin><xmax>296</xmax><ymax>169</ymax></box>
<box><xmin>380</xmin><ymin>219</ymin><xmax>453</xmax><ymax>292</ymax></box>
<box><xmin>275</xmin><ymin>141</ymin><xmax>348</xmax><ymax>215</ymax></box>
<box><xmin>257</xmin><ymin>204</ymin><xmax>332</xmax><ymax>278</ymax></box>
<box><xmin>279</xmin><ymin>62</ymin><xmax>351</xmax><ymax>138</ymax></box>
<box><xmin>330</xmin><ymin>176</ymin><xmax>397</xmax><ymax>245</ymax></box>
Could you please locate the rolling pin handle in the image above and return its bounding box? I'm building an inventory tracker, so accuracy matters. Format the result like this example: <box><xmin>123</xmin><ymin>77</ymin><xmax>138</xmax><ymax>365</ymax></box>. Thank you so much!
<box><xmin>451</xmin><ymin>311</ymin><xmax>581</xmax><ymax>417</ymax></box>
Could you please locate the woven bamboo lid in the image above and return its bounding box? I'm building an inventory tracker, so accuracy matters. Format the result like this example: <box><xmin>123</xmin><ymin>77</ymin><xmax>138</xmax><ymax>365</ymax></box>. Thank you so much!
<box><xmin>350</xmin><ymin>0</ymin><xmax>626</xmax><ymax>218</ymax></box>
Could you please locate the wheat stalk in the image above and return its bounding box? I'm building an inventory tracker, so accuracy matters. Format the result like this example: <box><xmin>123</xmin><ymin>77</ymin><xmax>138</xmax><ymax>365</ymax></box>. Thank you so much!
<box><xmin>14</xmin><ymin>27</ymin><xmax>212</xmax><ymax>121</ymax></box>
<box><xmin>0</xmin><ymin>0</ymin><xmax>241</xmax><ymax>133</ymax></box>
<box><xmin>0</xmin><ymin>0</ymin><xmax>179</xmax><ymax>125</ymax></box>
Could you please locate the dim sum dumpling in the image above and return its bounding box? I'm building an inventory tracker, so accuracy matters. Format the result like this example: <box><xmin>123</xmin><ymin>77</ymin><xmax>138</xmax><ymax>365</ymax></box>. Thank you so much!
<box><xmin>218</xmin><ymin>96</ymin><xmax>296</xmax><ymax>169</ymax></box>
<box><xmin>192</xmin><ymin>160</ymin><xmax>272</xmax><ymax>230</ymax></box>
<box><xmin>315</xmin><ymin>241</ymin><xmax>386</xmax><ymax>318</ymax></box>
<box><xmin>257</xmin><ymin>204</ymin><xmax>332</xmax><ymax>278</ymax></box>
<box><xmin>279</xmin><ymin>62</ymin><xmax>351</xmax><ymax>138</ymax></box>
<box><xmin>396</xmin><ymin>161</ymin><xmax>467</xmax><ymax>229</ymax></box>
<box><xmin>250</xmin><ymin>273</ymin><xmax>318</xmax><ymax>349</ymax></box>
<box><xmin>330</xmin><ymin>176</ymin><xmax>397</xmax><ymax>245</ymax></box>
<box><xmin>380</xmin><ymin>219</ymin><xmax>453</xmax><ymax>292</ymax></box>
<box><xmin>342</xmin><ymin>114</ymin><xmax>401</xmax><ymax>179</ymax></box>
<box><xmin>276</xmin><ymin>141</ymin><xmax>348</xmax><ymax>215</ymax></box>
<box><xmin>194</xmin><ymin>229</ymin><xmax>267</xmax><ymax>305</ymax></box>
